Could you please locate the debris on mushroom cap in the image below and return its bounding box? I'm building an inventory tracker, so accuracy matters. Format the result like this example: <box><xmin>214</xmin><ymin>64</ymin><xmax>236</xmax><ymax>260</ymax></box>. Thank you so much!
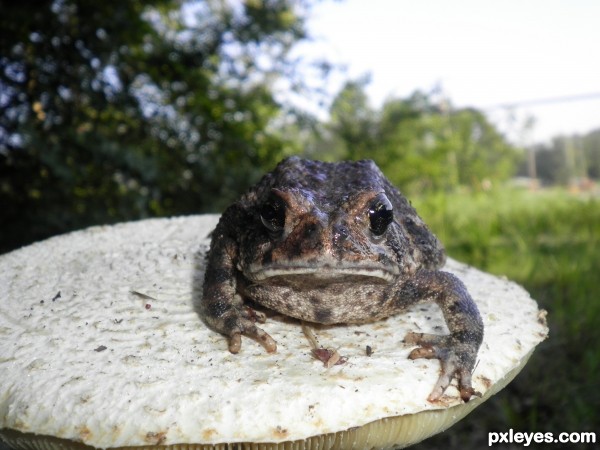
<box><xmin>0</xmin><ymin>216</ymin><xmax>548</xmax><ymax>450</ymax></box>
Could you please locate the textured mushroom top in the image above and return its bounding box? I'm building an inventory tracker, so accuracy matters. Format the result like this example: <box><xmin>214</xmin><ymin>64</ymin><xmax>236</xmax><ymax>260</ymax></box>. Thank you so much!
<box><xmin>0</xmin><ymin>216</ymin><xmax>548</xmax><ymax>448</ymax></box>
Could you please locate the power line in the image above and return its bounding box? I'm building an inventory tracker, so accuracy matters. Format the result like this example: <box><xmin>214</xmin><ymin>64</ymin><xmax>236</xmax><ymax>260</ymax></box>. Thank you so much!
<box><xmin>484</xmin><ymin>92</ymin><xmax>600</xmax><ymax>110</ymax></box>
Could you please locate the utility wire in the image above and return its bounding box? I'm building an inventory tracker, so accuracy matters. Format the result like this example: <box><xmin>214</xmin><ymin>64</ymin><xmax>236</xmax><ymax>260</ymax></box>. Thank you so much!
<box><xmin>484</xmin><ymin>92</ymin><xmax>600</xmax><ymax>110</ymax></box>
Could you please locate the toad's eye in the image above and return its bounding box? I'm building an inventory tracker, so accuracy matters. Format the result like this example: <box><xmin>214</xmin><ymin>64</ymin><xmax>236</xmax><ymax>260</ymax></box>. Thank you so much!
<box><xmin>368</xmin><ymin>193</ymin><xmax>393</xmax><ymax>236</ymax></box>
<box><xmin>260</xmin><ymin>194</ymin><xmax>286</xmax><ymax>233</ymax></box>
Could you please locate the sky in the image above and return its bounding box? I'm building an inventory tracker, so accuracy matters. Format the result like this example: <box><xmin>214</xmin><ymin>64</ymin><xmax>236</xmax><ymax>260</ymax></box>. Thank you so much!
<box><xmin>296</xmin><ymin>0</ymin><xmax>600</xmax><ymax>144</ymax></box>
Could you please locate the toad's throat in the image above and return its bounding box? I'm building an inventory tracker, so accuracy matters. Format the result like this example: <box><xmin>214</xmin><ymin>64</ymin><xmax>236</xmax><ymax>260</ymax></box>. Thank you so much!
<box><xmin>246</xmin><ymin>263</ymin><xmax>399</xmax><ymax>283</ymax></box>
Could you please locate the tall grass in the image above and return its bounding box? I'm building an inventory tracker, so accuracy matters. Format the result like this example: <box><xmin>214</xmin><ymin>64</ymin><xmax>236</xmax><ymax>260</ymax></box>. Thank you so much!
<box><xmin>411</xmin><ymin>188</ymin><xmax>600</xmax><ymax>448</ymax></box>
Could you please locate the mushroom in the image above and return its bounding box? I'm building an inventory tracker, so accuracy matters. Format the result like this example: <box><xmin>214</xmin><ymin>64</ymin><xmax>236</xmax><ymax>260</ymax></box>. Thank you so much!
<box><xmin>0</xmin><ymin>216</ymin><xmax>548</xmax><ymax>450</ymax></box>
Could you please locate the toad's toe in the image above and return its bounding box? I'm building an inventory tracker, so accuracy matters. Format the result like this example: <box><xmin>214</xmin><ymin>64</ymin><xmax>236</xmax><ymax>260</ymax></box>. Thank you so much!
<box><xmin>405</xmin><ymin>332</ymin><xmax>480</xmax><ymax>402</ymax></box>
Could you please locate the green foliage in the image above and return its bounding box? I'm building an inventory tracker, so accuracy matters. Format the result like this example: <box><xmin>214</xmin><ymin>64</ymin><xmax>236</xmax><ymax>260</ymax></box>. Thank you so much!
<box><xmin>523</xmin><ymin>129</ymin><xmax>600</xmax><ymax>185</ymax></box>
<box><xmin>412</xmin><ymin>188</ymin><xmax>600</xmax><ymax>447</ymax></box>
<box><xmin>583</xmin><ymin>129</ymin><xmax>600</xmax><ymax>179</ymax></box>
<box><xmin>323</xmin><ymin>82</ymin><xmax>522</xmax><ymax>193</ymax></box>
<box><xmin>327</xmin><ymin>75</ymin><xmax>377</xmax><ymax>160</ymax></box>
<box><xmin>0</xmin><ymin>2</ymin><xmax>528</xmax><ymax>254</ymax></box>
<box><xmin>0</xmin><ymin>0</ymin><xmax>314</xmax><ymax>252</ymax></box>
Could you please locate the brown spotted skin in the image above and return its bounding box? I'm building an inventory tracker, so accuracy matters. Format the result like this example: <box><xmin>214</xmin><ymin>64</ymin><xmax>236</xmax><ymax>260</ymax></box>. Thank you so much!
<box><xmin>200</xmin><ymin>157</ymin><xmax>483</xmax><ymax>402</ymax></box>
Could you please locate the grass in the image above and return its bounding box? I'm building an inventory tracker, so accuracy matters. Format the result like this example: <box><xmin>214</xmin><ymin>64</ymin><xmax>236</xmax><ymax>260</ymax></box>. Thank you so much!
<box><xmin>410</xmin><ymin>187</ymin><xmax>600</xmax><ymax>449</ymax></box>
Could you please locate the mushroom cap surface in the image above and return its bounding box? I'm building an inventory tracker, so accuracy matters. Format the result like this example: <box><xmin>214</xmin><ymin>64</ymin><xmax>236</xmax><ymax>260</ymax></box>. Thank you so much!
<box><xmin>0</xmin><ymin>216</ymin><xmax>548</xmax><ymax>449</ymax></box>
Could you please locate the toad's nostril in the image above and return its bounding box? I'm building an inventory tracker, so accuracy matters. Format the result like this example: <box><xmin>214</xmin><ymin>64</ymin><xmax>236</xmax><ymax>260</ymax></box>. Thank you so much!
<box><xmin>304</xmin><ymin>223</ymin><xmax>318</xmax><ymax>237</ymax></box>
<box><xmin>332</xmin><ymin>223</ymin><xmax>349</xmax><ymax>244</ymax></box>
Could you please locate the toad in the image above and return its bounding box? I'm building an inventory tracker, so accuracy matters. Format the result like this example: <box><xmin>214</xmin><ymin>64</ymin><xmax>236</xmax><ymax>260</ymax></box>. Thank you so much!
<box><xmin>200</xmin><ymin>157</ymin><xmax>483</xmax><ymax>402</ymax></box>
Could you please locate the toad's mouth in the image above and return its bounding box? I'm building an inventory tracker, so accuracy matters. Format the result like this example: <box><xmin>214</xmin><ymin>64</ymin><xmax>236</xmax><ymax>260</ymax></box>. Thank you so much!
<box><xmin>245</xmin><ymin>262</ymin><xmax>399</xmax><ymax>284</ymax></box>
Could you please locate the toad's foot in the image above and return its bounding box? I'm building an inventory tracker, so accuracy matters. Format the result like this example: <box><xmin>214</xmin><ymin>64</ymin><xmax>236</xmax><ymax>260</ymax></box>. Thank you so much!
<box><xmin>405</xmin><ymin>331</ymin><xmax>481</xmax><ymax>403</ymax></box>
<box><xmin>227</xmin><ymin>306</ymin><xmax>277</xmax><ymax>354</ymax></box>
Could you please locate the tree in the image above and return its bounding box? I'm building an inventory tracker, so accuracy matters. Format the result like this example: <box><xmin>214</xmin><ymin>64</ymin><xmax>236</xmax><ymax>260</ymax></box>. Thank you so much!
<box><xmin>323</xmin><ymin>82</ymin><xmax>520</xmax><ymax>193</ymax></box>
<box><xmin>327</xmin><ymin>76</ymin><xmax>376</xmax><ymax>160</ymax></box>
<box><xmin>525</xmin><ymin>129</ymin><xmax>600</xmax><ymax>185</ymax></box>
<box><xmin>0</xmin><ymin>0</ymin><xmax>321</xmax><ymax>253</ymax></box>
<box><xmin>582</xmin><ymin>129</ymin><xmax>600</xmax><ymax>179</ymax></box>
<box><xmin>377</xmin><ymin>91</ymin><xmax>448</xmax><ymax>190</ymax></box>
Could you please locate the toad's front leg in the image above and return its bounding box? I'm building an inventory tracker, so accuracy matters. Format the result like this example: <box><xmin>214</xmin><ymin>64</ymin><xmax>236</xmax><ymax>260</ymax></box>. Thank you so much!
<box><xmin>200</xmin><ymin>233</ymin><xmax>277</xmax><ymax>354</ymax></box>
<box><xmin>397</xmin><ymin>270</ymin><xmax>484</xmax><ymax>402</ymax></box>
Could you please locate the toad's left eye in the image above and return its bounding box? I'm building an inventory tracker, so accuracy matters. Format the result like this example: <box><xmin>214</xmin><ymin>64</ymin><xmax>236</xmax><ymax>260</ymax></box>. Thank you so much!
<box><xmin>368</xmin><ymin>193</ymin><xmax>393</xmax><ymax>236</ymax></box>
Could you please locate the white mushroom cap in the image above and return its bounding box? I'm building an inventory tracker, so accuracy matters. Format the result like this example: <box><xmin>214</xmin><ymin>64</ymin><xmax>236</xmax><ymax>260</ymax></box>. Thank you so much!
<box><xmin>0</xmin><ymin>216</ymin><xmax>548</xmax><ymax>449</ymax></box>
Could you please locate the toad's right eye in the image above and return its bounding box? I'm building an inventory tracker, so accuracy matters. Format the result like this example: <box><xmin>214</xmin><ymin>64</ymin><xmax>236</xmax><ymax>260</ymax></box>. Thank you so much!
<box><xmin>368</xmin><ymin>193</ymin><xmax>393</xmax><ymax>236</ymax></box>
<box><xmin>260</xmin><ymin>194</ymin><xmax>286</xmax><ymax>233</ymax></box>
